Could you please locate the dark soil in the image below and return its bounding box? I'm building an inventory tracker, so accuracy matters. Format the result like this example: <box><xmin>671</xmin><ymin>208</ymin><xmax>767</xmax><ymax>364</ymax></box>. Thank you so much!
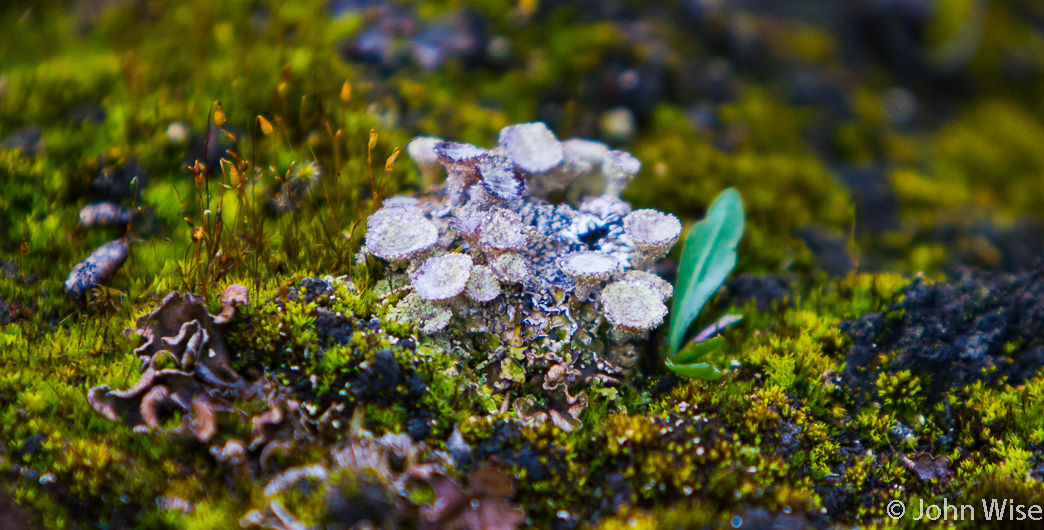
<box><xmin>840</xmin><ymin>267</ymin><xmax>1044</xmax><ymax>403</ymax></box>
<box><xmin>0</xmin><ymin>487</ymin><xmax>34</xmax><ymax>530</ymax></box>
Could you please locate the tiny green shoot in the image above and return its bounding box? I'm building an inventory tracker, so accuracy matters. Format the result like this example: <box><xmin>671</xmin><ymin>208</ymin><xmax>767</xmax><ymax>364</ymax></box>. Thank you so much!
<box><xmin>665</xmin><ymin>188</ymin><xmax>745</xmax><ymax>379</ymax></box>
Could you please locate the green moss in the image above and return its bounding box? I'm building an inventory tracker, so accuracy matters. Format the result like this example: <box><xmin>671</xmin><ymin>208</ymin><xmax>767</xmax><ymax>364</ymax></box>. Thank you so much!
<box><xmin>3</xmin><ymin>0</ymin><xmax>1044</xmax><ymax>527</ymax></box>
<box><xmin>628</xmin><ymin>102</ymin><xmax>854</xmax><ymax>273</ymax></box>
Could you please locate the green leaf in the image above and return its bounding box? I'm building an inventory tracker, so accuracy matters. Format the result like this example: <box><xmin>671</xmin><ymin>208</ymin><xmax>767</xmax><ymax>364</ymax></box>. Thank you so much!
<box><xmin>664</xmin><ymin>359</ymin><xmax>723</xmax><ymax>380</ymax></box>
<box><xmin>667</xmin><ymin>188</ymin><xmax>745</xmax><ymax>355</ymax></box>
<box><xmin>672</xmin><ymin>336</ymin><xmax>725</xmax><ymax>365</ymax></box>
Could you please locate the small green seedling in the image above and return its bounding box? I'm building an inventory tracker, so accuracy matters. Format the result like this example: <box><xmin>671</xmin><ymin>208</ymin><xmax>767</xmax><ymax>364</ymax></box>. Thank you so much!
<box><xmin>665</xmin><ymin>188</ymin><xmax>745</xmax><ymax>379</ymax></box>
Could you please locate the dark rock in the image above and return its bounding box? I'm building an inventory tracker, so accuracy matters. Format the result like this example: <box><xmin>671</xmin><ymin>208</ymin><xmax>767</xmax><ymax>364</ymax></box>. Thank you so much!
<box><xmin>589</xmin><ymin>58</ymin><xmax>667</xmax><ymax>125</ymax></box>
<box><xmin>291</xmin><ymin>278</ymin><xmax>334</xmax><ymax>304</ymax></box>
<box><xmin>350</xmin><ymin>349</ymin><xmax>425</xmax><ymax>408</ymax></box>
<box><xmin>786</xmin><ymin>70</ymin><xmax>852</xmax><ymax>120</ymax></box>
<box><xmin>775</xmin><ymin>421</ymin><xmax>802</xmax><ymax>457</ymax></box>
<box><xmin>844</xmin><ymin>0</ymin><xmax>974</xmax><ymax>93</ymax></box>
<box><xmin>0</xmin><ymin>487</ymin><xmax>33</xmax><ymax>530</ymax></box>
<box><xmin>315</xmin><ymin>309</ymin><xmax>353</xmax><ymax>346</ymax></box>
<box><xmin>542</xmin><ymin>0</ymin><xmax>633</xmax><ymax>22</ymax></box>
<box><xmin>730</xmin><ymin>506</ymin><xmax>814</xmax><ymax>530</ymax></box>
<box><xmin>412</xmin><ymin>10</ymin><xmax>487</xmax><ymax>71</ymax></box>
<box><xmin>653</xmin><ymin>374</ymin><xmax>681</xmax><ymax>397</ymax></box>
<box><xmin>0</xmin><ymin>297</ymin><xmax>25</xmax><ymax>326</ymax></box>
<box><xmin>92</xmin><ymin>156</ymin><xmax>147</xmax><ymax>202</ymax></box>
<box><xmin>473</xmin><ymin>422</ymin><xmax>562</xmax><ymax>483</ymax></box>
<box><xmin>406</xmin><ymin>408</ymin><xmax>435</xmax><ymax>440</ymax></box>
<box><xmin>18</xmin><ymin>433</ymin><xmax>47</xmax><ymax>459</ymax></box>
<box><xmin>69</xmin><ymin>101</ymin><xmax>106</xmax><ymax>126</ymax></box>
<box><xmin>926</xmin><ymin>220</ymin><xmax>1044</xmax><ymax>275</ymax></box>
<box><xmin>814</xmin><ymin>478</ymin><xmax>851</xmax><ymax>521</ymax></box>
<box><xmin>590</xmin><ymin>472</ymin><xmax>632</xmax><ymax>521</ymax></box>
<box><xmin>835</xmin><ymin>166</ymin><xmax>900</xmax><ymax>236</ymax></box>
<box><xmin>339</xmin><ymin>7</ymin><xmax>487</xmax><ymax>73</ymax></box>
<box><xmin>326</xmin><ymin>0</ymin><xmax>385</xmax><ymax>18</ymax></box>
<box><xmin>64</xmin><ymin>239</ymin><xmax>130</xmax><ymax>300</ymax></box>
<box><xmin>186</xmin><ymin>122</ymin><xmax>237</xmax><ymax>177</ymax></box>
<box><xmin>0</xmin><ymin>126</ymin><xmax>43</xmax><ymax>157</ymax></box>
<box><xmin>325</xmin><ymin>475</ymin><xmax>394</xmax><ymax>527</ymax></box>
<box><xmin>725</xmin><ymin>274</ymin><xmax>791</xmax><ymax>312</ymax></box>
<box><xmin>799</xmin><ymin>224</ymin><xmax>855</xmax><ymax>276</ymax></box>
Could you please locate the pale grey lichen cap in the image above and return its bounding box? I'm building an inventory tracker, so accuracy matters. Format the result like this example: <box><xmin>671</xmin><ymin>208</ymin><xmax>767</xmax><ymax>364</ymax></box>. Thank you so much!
<box><xmin>490</xmin><ymin>252</ymin><xmax>529</xmax><ymax>284</ymax></box>
<box><xmin>478</xmin><ymin>208</ymin><xmax>527</xmax><ymax>251</ymax></box>
<box><xmin>622</xmin><ymin>270</ymin><xmax>673</xmax><ymax>301</ymax></box>
<box><xmin>434</xmin><ymin>141</ymin><xmax>488</xmax><ymax>206</ymax></box>
<box><xmin>477</xmin><ymin>149</ymin><xmax>526</xmax><ymax>201</ymax></box>
<box><xmin>364</xmin><ymin>208</ymin><xmax>438</xmax><ymax>263</ymax></box>
<box><xmin>434</xmin><ymin>141</ymin><xmax>486</xmax><ymax>166</ymax></box>
<box><xmin>562</xmin><ymin>138</ymin><xmax>609</xmax><ymax>167</ymax></box>
<box><xmin>412</xmin><ymin>253</ymin><xmax>473</xmax><ymax>301</ymax></box>
<box><xmin>407</xmin><ymin>136</ymin><xmax>443</xmax><ymax>166</ymax></box>
<box><xmin>601</xmin><ymin>280</ymin><xmax>668</xmax><ymax>333</ymax></box>
<box><xmin>557</xmin><ymin>251</ymin><xmax>619</xmax><ymax>281</ymax></box>
<box><xmin>557</xmin><ymin>251</ymin><xmax>619</xmax><ymax>299</ymax></box>
<box><xmin>465</xmin><ymin>264</ymin><xmax>502</xmax><ymax>302</ymax></box>
<box><xmin>381</xmin><ymin>196</ymin><xmax>421</xmax><ymax>212</ymax></box>
<box><xmin>498</xmin><ymin>121</ymin><xmax>564</xmax><ymax>174</ymax></box>
<box><xmin>390</xmin><ymin>294</ymin><xmax>454</xmax><ymax>333</ymax></box>
<box><xmin>623</xmin><ymin>209</ymin><xmax>681</xmax><ymax>250</ymax></box>
<box><xmin>602</xmin><ymin>150</ymin><xmax>641</xmax><ymax>197</ymax></box>
<box><xmin>407</xmin><ymin>136</ymin><xmax>445</xmax><ymax>186</ymax></box>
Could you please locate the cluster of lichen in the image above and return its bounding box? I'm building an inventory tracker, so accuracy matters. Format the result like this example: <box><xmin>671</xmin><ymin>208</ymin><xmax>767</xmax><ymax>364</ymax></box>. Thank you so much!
<box><xmin>4</xmin><ymin>0</ymin><xmax>1044</xmax><ymax>528</ymax></box>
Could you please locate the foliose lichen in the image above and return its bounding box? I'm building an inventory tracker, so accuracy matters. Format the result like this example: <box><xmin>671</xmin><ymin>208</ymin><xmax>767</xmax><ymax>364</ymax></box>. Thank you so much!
<box><xmin>361</xmin><ymin>121</ymin><xmax>682</xmax><ymax>427</ymax></box>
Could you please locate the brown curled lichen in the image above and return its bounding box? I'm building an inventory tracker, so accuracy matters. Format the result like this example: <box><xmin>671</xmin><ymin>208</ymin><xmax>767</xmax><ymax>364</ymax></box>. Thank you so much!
<box><xmin>87</xmin><ymin>367</ymin><xmax>232</xmax><ymax>442</ymax></box>
<box><xmin>126</xmin><ymin>288</ymin><xmax>242</xmax><ymax>387</ymax></box>
<box><xmin>421</xmin><ymin>466</ymin><xmax>525</xmax><ymax>530</ymax></box>
<box><xmin>213</xmin><ymin>283</ymin><xmax>249</xmax><ymax>325</ymax></box>
<box><xmin>248</xmin><ymin>394</ymin><xmax>315</xmax><ymax>454</ymax></box>
<box><xmin>210</xmin><ymin>439</ymin><xmax>248</xmax><ymax>466</ymax></box>
<box><xmin>89</xmin><ymin>285</ymin><xmax>252</xmax><ymax>443</ymax></box>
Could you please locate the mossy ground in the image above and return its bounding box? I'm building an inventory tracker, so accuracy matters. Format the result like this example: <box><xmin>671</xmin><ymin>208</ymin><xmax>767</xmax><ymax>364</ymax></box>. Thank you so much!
<box><xmin>3</xmin><ymin>0</ymin><xmax>1044</xmax><ymax>528</ymax></box>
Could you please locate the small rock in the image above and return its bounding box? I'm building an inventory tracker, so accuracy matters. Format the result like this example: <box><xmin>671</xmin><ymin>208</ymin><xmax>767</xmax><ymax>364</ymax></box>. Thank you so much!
<box><xmin>65</xmin><ymin>239</ymin><xmax>129</xmax><ymax>299</ymax></box>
